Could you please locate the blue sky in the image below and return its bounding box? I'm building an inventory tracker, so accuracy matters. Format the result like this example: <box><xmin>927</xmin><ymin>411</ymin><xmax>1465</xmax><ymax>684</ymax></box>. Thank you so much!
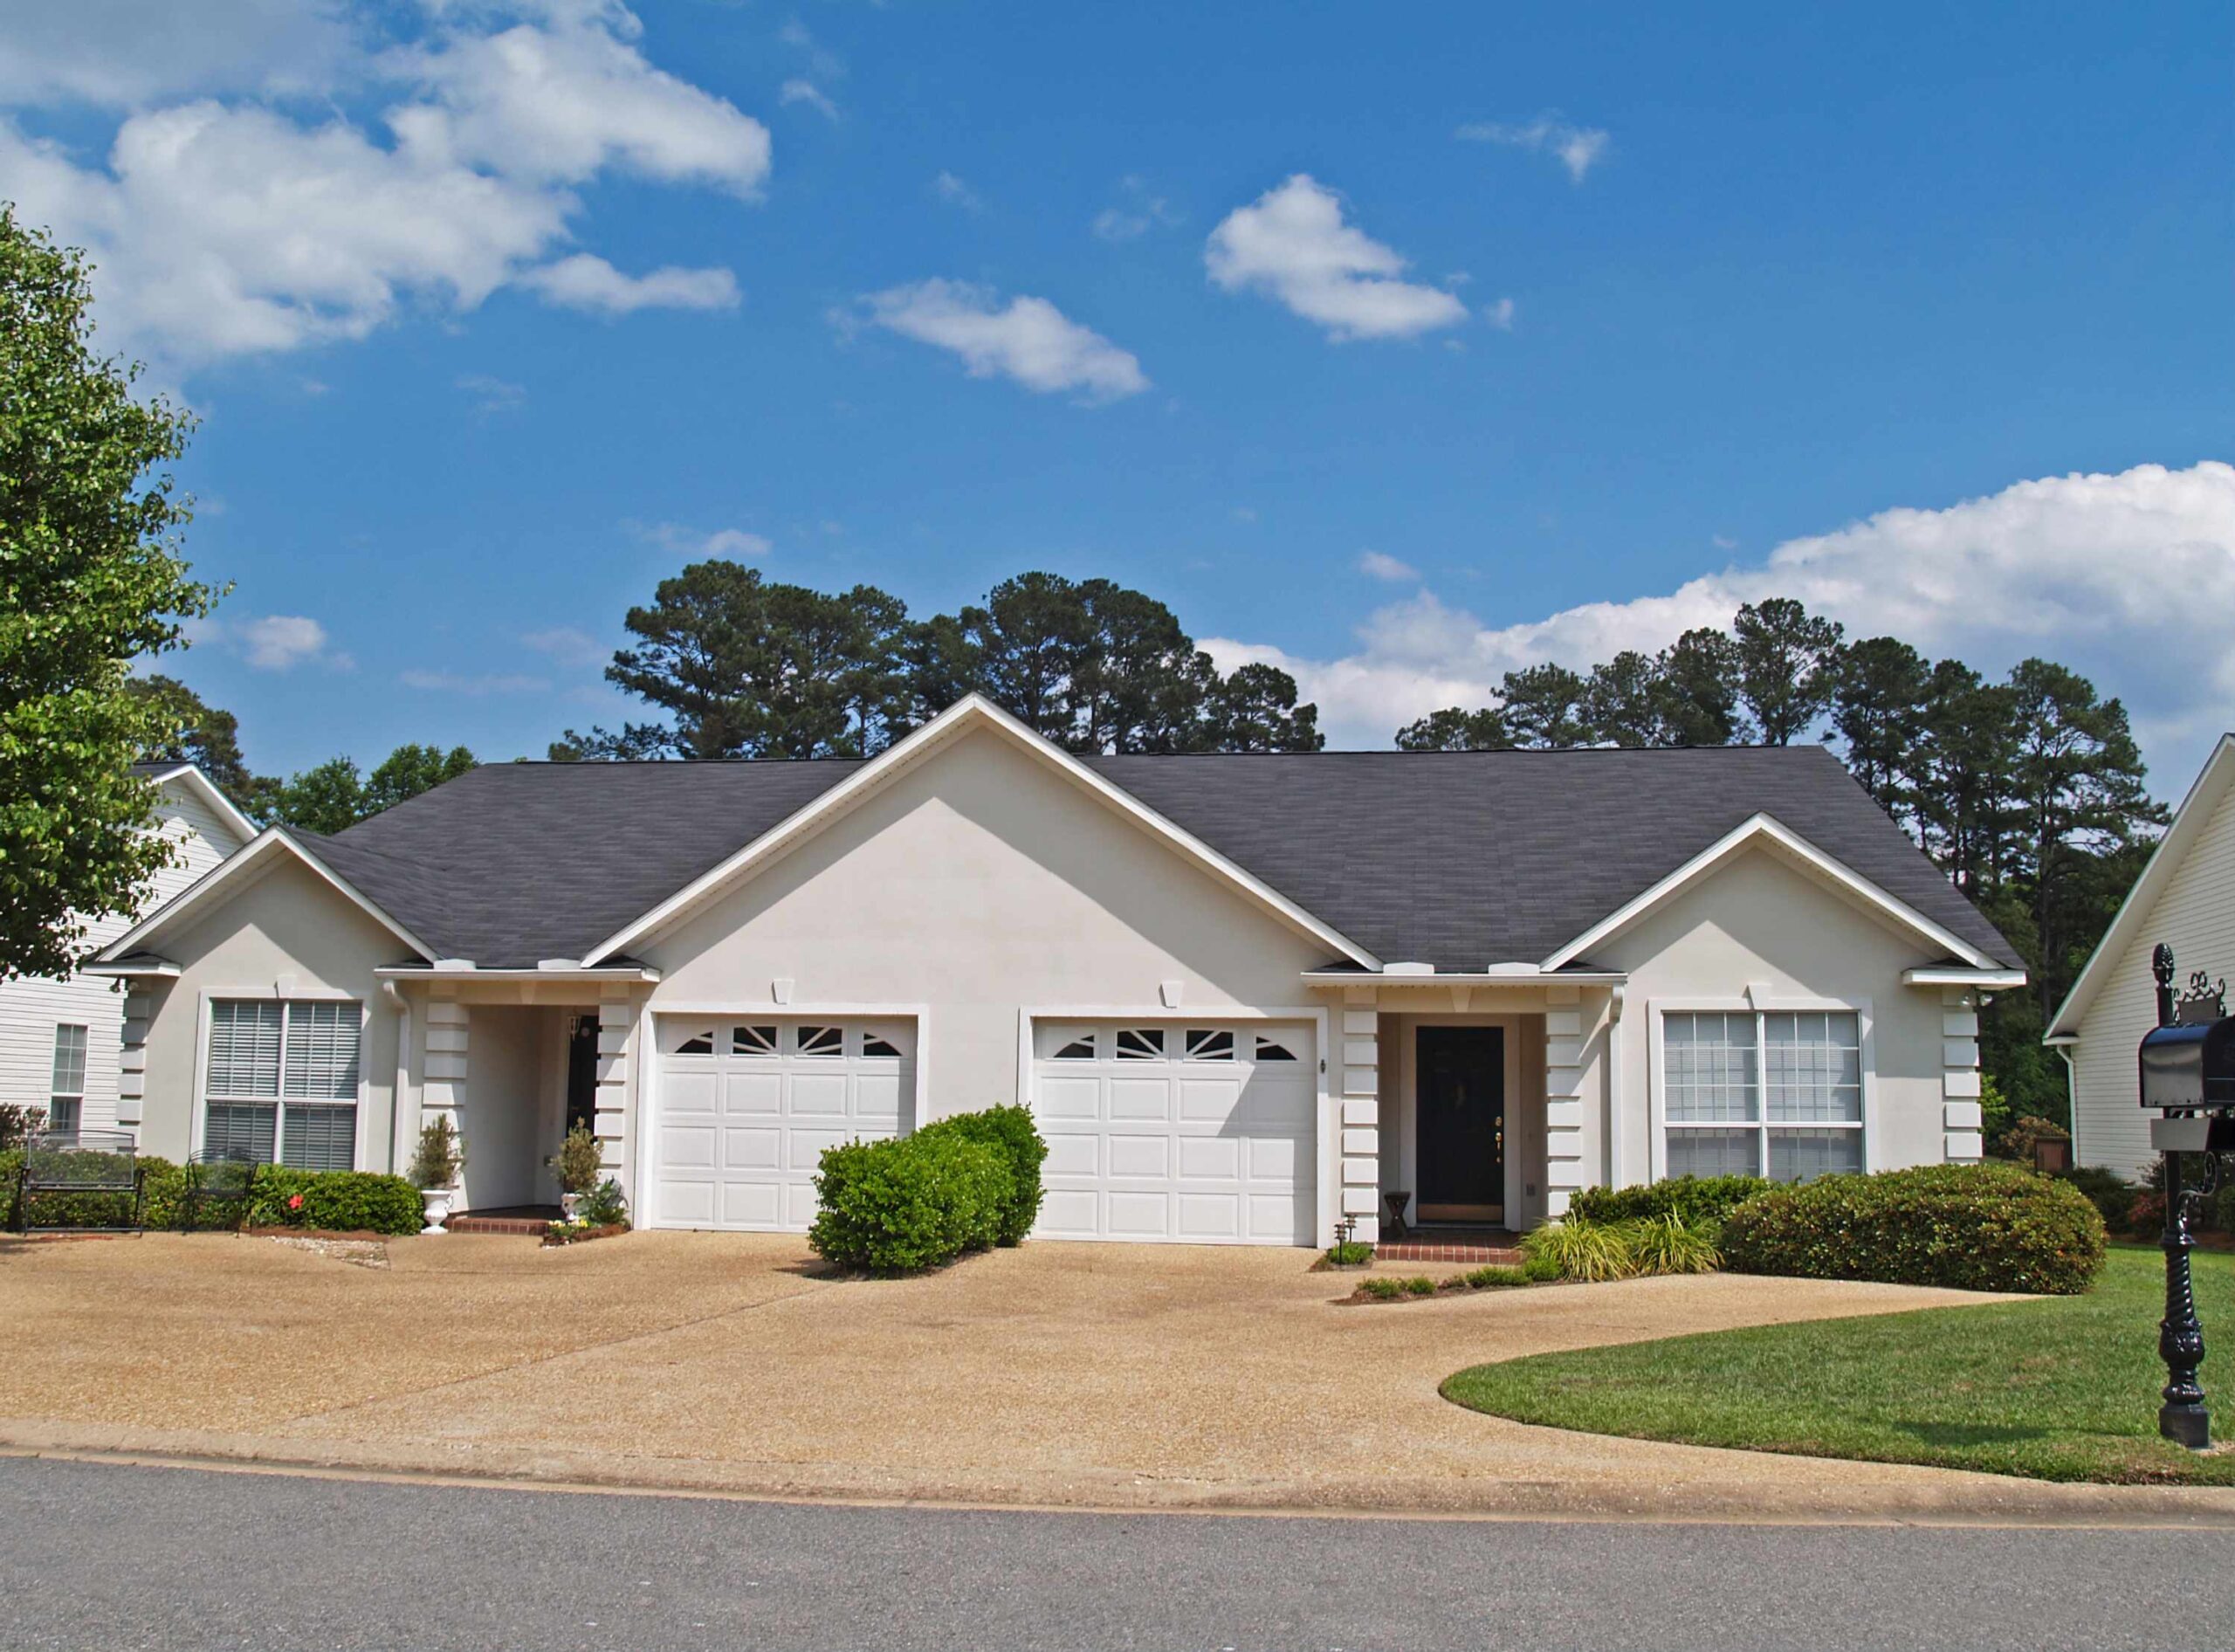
<box><xmin>6</xmin><ymin>1</ymin><xmax>2232</xmax><ymax>786</ymax></box>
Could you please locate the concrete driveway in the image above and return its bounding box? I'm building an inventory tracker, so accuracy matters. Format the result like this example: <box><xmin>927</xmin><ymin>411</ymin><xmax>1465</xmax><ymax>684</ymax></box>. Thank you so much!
<box><xmin>3</xmin><ymin>1231</ymin><xmax>2228</xmax><ymax>1521</ymax></box>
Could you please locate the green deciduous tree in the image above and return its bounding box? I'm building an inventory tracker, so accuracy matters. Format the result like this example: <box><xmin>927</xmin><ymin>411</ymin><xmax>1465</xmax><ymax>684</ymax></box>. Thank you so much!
<box><xmin>126</xmin><ymin>672</ymin><xmax>253</xmax><ymax>801</ymax></box>
<box><xmin>0</xmin><ymin>209</ymin><xmax>219</xmax><ymax>980</ymax></box>
<box><xmin>364</xmin><ymin>743</ymin><xmax>477</xmax><ymax>816</ymax></box>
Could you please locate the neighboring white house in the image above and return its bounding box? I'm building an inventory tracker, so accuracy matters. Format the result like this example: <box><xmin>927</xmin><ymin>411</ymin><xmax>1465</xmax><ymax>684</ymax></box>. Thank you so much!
<box><xmin>88</xmin><ymin>697</ymin><xmax>2022</xmax><ymax>1243</ymax></box>
<box><xmin>2048</xmin><ymin>733</ymin><xmax>2235</xmax><ymax>1180</ymax></box>
<box><xmin>3</xmin><ymin>763</ymin><xmax>256</xmax><ymax>1138</ymax></box>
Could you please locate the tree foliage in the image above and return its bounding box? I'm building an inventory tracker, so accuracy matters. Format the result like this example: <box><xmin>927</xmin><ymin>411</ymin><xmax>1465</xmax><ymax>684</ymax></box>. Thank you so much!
<box><xmin>1</xmin><ymin>209</ymin><xmax>218</xmax><ymax>979</ymax></box>
<box><xmin>251</xmin><ymin>743</ymin><xmax>477</xmax><ymax>835</ymax></box>
<box><xmin>558</xmin><ymin>562</ymin><xmax>1324</xmax><ymax>761</ymax></box>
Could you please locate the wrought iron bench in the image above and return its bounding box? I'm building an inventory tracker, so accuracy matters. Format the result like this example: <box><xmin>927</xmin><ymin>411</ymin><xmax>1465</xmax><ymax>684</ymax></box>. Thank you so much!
<box><xmin>180</xmin><ymin>1149</ymin><xmax>258</xmax><ymax>1231</ymax></box>
<box><xmin>12</xmin><ymin>1129</ymin><xmax>145</xmax><ymax>1235</ymax></box>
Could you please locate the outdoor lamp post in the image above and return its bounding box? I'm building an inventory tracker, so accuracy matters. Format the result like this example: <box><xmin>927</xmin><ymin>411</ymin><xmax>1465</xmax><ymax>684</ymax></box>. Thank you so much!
<box><xmin>2136</xmin><ymin>944</ymin><xmax>2235</xmax><ymax>1450</ymax></box>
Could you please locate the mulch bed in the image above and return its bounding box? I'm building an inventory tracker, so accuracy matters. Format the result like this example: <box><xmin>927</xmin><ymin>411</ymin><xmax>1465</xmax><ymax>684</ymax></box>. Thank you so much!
<box><xmin>540</xmin><ymin>1222</ymin><xmax>630</xmax><ymax>1248</ymax></box>
<box><xmin>242</xmin><ymin>1225</ymin><xmax>397</xmax><ymax>1243</ymax></box>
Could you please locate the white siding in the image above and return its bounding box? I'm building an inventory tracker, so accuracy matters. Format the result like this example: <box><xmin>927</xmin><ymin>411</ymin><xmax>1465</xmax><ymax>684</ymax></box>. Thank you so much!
<box><xmin>0</xmin><ymin>777</ymin><xmax>248</xmax><ymax>1136</ymax></box>
<box><xmin>2071</xmin><ymin>777</ymin><xmax>2235</xmax><ymax>1179</ymax></box>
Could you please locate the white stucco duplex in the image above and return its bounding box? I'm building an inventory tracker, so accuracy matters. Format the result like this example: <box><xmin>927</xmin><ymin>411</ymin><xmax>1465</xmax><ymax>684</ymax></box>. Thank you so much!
<box><xmin>91</xmin><ymin>697</ymin><xmax>2023</xmax><ymax>1244</ymax></box>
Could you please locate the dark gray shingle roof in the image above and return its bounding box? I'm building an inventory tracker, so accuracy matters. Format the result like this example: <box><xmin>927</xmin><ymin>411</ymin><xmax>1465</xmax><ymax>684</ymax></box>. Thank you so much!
<box><xmin>297</xmin><ymin>745</ymin><xmax>2018</xmax><ymax>970</ymax></box>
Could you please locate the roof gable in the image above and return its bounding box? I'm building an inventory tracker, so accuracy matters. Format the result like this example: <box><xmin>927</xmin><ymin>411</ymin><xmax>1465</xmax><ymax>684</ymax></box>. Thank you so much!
<box><xmin>2048</xmin><ymin>733</ymin><xmax>2233</xmax><ymax>1040</ymax></box>
<box><xmin>579</xmin><ymin>696</ymin><xmax>1383</xmax><ymax>968</ymax></box>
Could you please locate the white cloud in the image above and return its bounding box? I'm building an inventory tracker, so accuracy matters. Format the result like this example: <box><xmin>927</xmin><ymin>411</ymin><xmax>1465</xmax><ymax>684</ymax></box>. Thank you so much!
<box><xmin>853</xmin><ymin>279</ymin><xmax>1148</xmax><ymax>403</ymax></box>
<box><xmin>1457</xmin><ymin>115</ymin><xmax>1611</xmax><ymax>183</ymax></box>
<box><xmin>1357</xmin><ymin>550</ymin><xmax>1420</xmax><ymax>582</ymax></box>
<box><xmin>456</xmin><ymin>372</ymin><xmax>526</xmax><ymax>413</ymax></box>
<box><xmin>0</xmin><ymin>0</ymin><xmax>350</xmax><ymax>107</ymax></box>
<box><xmin>1092</xmin><ymin>176</ymin><xmax>1178</xmax><ymax>242</ymax></box>
<box><xmin>629</xmin><ymin>520</ymin><xmax>774</xmax><ymax>560</ymax></box>
<box><xmin>401</xmin><ymin>669</ymin><xmax>552</xmax><ymax>694</ymax></box>
<box><xmin>197</xmin><ymin>613</ymin><xmax>352</xmax><ymax>672</ymax></box>
<box><xmin>0</xmin><ymin>3</ymin><xmax>760</xmax><ymax>371</ymax></box>
<box><xmin>1205</xmin><ymin>175</ymin><xmax>1469</xmax><ymax>342</ymax></box>
<box><xmin>520</xmin><ymin>253</ymin><xmax>739</xmax><ymax>313</ymax></box>
<box><xmin>1483</xmin><ymin>296</ymin><xmax>1516</xmax><ymax>330</ymax></box>
<box><xmin>387</xmin><ymin>14</ymin><xmax>772</xmax><ymax>196</ymax></box>
<box><xmin>1202</xmin><ymin>461</ymin><xmax>2235</xmax><ymax>785</ymax></box>
<box><xmin>520</xmin><ymin>625</ymin><xmax>609</xmax><ymax>668</ymax></box>
<box><xmin>780</xmin><ymin>79</ymin><xmax>839</xmax><ymax>121</ymax></box>
<box><xmin>932</xmin><ymin>169</ymin><xmax>983</xmax><ymax>212</ymax></box>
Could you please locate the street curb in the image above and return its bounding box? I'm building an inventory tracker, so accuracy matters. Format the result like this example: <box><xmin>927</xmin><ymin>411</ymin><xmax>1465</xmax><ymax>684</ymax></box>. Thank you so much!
<box><xmin>7</xmin><ymin>1420</ymin><xmax>2235</xmax><ymax>1529</ymax></box>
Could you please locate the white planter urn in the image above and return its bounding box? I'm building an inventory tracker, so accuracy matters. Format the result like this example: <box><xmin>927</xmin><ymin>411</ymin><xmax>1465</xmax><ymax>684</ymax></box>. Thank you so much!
<box><xmin>560</xmin><ymin>1192</ymin><xmax>581</xmax><ymax>1222</ymax></box>
<box><xmin>419</xmin><ymin>1187</ymin><xmax>454</xmax><ymax>1235</ymax></box>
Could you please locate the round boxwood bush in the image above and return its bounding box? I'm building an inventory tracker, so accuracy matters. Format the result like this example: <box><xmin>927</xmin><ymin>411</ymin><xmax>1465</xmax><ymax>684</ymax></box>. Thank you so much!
<box><xmin>1568</xmin><ymin>1174</ymin><xmax>1772</xmax><ymax>1229</ymax></box>
<box><xmin>1720</xmin><ymin>1161</ymin><xmax>2107</xmax><ymax>1295</ymax></box>
<box><xmin>808</xmin><ymin>1132</ymin><xmax>1011</xmax><ymax>1274</ymax></box>
<box><xmin>247</xmin><ymin>1167</ymin><xmax>423</xmax><ymax>1236</ymax></box>
<box><xmin>911</xmin><ymin>1105</ymin><xmax>1048</xmax><ymax>1246</ymax></box>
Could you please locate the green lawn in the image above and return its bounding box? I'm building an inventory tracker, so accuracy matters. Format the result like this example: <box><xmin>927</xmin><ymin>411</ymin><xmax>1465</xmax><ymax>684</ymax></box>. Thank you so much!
<box><xmin>1442</xmin><ymin>1246</ymin><xmax>2235</xmax><ymax>1484</ymax></box>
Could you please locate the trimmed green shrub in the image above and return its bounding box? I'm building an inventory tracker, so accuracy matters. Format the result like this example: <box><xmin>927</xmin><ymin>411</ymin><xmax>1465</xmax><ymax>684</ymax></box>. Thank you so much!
<box><xmin>552</xmin><ymin>1124</ymin><xmax>603</xmax><ymax>1197</ymax></box>
<box><xmin>1568</xmin><ymin>1174</ymin><xmax>1772</xmax><ymax>1229</ymax></box>
<box><xmin>1402</xmin><ymin>1275</ymin><xmax>1437</xmax><ymax>1296</ymax></box>
<box><xmin>1520</xmin><ymin>1253</ymin><xmax>1563</xmax><ymax>1283</ymax></box>
<box><xmin>809</xmin><ymin>1132</ymin><xmax>1010</xmax><ymax>1273</ymax></box>
<box><xmin>911</xmin><ymin>1106</ymin><xmax>1047</xmax><ymax>1245</ymax></box>
<box><xmin>1720</xmin><ymin>1162</ymin><xmax>2106</xmax><ymax>1295</ymax></box>
<box><xmin>247</xmin><ymin>1167</ymin><xmax>423</xmax><ymax>1236</ymax></box>
<box><xmin>2052</xmin><ymin>1165</ymin><xmax>2140</xmax><ymax>1235</ymax></box>
<box><xmin>1358</xmin><ymin>1276</ymin><xmax>1406</xmax><ymax>1300</ymax></box>
<box><xmin>1324</xmin><ymin>1240</ymin><xmax>1375</xmax><ymax>1267</ymax></box>
<box><xmin>1462</xmin><ymin>1263</ymin><xmax>1530</xmax><ymax>1289</ymax></box>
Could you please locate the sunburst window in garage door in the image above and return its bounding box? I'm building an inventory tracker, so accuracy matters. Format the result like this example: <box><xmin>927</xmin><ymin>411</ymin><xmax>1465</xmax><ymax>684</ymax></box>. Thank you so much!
<box><xmin>652</xmin><ymin>1018</ymin><xmax>916</xmax><ymax>1232</ymax></box>
<box><xmin>1030</xmin><ymin>1020</ymin><xmax>1317</xmax><ymax>1246</ymax></box>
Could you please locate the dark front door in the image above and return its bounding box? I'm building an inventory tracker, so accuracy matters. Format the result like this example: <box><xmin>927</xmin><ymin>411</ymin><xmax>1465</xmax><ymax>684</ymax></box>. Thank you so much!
<box><xmin>565</xmin><ymin>1015</ymin><xmax>600</xmax><ymax>1138</ymax></box>
<box><xmin>1416</xmin><ymin>1027</ymin><xmax>1504</xmax><ymax>1223</ymax></box>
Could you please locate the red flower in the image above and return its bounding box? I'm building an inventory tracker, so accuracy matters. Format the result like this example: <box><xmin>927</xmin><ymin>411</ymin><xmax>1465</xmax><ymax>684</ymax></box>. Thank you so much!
<box><xmin>288</xmin><ymin>1193</ymin><xmax>304</xmax><ymax>1211</ymax></box>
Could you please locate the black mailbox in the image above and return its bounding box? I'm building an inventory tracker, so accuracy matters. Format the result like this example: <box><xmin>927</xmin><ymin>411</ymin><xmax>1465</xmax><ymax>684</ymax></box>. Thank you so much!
<box><xmin>2140</xmin><ymin>1017</ymin><xmax>2235</xmax><ymax>1112</ymax></box>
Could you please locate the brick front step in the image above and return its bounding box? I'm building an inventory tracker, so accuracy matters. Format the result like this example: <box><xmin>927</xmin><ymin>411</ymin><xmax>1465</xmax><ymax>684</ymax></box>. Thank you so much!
<box><xmin>1375</xmin><ymin>1242</ymin><xmax>1523</xmax><ymax>1264</ymax></box>
<box><xmin>444</xmin><ymin>1215</ymin><xmax>554</xmax><ymax>1236</ymax></box>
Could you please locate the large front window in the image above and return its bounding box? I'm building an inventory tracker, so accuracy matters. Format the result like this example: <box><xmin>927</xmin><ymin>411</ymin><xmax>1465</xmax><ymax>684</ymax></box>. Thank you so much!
<box><xmin>203</xmin><ymin>1000</ymin><xmax>361</xmax><ymax>1169</ymax></box>
<box><xmin>1662</xmin><ymin>1008</ymin><xmax>1863</xmax><ymax>1180</ymax></box>
<box><xmin>48</xmin><ymin>1023</ymin><xmax>86</xmax><ymax>1135</ymax></box>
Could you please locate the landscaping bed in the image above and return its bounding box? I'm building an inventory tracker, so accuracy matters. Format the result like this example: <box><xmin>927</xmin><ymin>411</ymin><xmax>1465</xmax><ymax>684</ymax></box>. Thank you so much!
<box><xmin>1442</xmin><ymin>1245</ymin><xmax>2235</xmax><ymax>1485</ymax></box>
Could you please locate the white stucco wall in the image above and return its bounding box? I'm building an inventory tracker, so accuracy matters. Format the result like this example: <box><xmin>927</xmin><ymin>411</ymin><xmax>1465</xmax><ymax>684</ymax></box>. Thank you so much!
<box><xmin>1595</xmin><ymin>843</ymin><xmax>1965</xmax><ymax>1182</ymax></box>
<box><xmin>128</xmin><ymin>855</ymin><xmax>403</xmax><ymax>1167</ymax></box>
<box><xmin>641</xmin><ymin>726</ymin><xmax>1333</xmax><ymax>1119</ymax></box>
<box><xmin>2069</xmin><ymin>776</ymin><xmax>2235</xmax><ymax>1179</ymax></box>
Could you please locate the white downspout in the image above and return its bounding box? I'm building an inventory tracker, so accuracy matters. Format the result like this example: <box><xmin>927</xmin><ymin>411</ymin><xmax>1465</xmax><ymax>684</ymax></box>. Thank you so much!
<box><xmin>382</xmin><ymin>980</ymin><xmax>412</xmax><ymax>1177</ymax></box>
<box><xmin>2057</xmin><ymin>1042</ymin><xmax>2080</xmax><ymax>1168</ymax></box>
<box><xmin>1606</xmin><ymin>984</ymin><xmax>1627</xmax><ymax>1189</ymax></box>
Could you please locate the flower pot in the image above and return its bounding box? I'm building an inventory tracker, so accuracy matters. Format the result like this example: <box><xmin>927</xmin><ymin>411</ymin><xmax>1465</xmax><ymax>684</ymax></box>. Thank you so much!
<box><xmin>419</xmin><ymin>1187</ymin><xmax>454</xmax><ymax>1236</ymax></box>
<box><xmin>560</xmin><ymin>1192</ymin><xmax>581</xmax><ymax>1222</ymax></box>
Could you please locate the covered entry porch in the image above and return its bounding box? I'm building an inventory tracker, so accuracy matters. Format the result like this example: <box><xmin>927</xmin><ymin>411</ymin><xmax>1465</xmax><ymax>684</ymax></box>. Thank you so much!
<box><xmin>1307</xmin><ymin>971</ymin><xmax>1623</xmax><ymax>1244</ymax></box>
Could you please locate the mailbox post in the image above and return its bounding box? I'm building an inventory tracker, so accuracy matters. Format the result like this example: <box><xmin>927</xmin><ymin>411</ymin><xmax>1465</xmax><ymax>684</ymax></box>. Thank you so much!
<box><xmin>2137</xmin><ymin>944</ymin><xmax>2235</xmax><ymax>1449</ymax></box>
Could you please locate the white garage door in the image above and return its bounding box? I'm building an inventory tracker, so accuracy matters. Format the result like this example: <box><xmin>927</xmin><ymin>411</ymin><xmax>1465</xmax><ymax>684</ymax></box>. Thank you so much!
<box><xmin>652</xmin><ymin>1017</ymin><xmax>915</xmax><ymax>1231</ymax></box>
<box><xmin>1032</xmin><ymin>1021</ymin><xmax>1317</xmax><ymax>1245</ymax></box>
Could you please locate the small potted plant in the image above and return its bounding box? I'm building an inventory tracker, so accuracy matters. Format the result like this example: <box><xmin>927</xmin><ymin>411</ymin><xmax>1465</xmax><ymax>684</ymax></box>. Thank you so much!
<box><xmin>409</xmin><ymin>1114</ymin><xmax>466</xmax><ymax>1234</ymax></box>
<box><xmin>548</xmin><ymin>1122</ymin><xmax>603</xmax><ymax>1221</ymax></box>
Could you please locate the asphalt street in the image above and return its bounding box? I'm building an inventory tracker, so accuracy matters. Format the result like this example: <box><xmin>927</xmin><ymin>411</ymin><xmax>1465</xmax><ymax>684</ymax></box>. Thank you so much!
<box><xmin>2</xmin><ymin>1455</ymin><xmax>2230</xmax><ymax>1651</ymax></box>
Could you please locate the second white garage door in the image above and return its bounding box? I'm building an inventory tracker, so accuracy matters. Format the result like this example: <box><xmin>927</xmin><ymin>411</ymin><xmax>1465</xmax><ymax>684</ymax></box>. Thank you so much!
<box><xmin>1031</xmin><ymin>1020</ymin><xmax>1317</xmax><ymax>1245</ymax></box>
<box><xmin>651</xmin><ymin>1017</ymin><xmax>915</xmax><ymax>1231</ymax></box>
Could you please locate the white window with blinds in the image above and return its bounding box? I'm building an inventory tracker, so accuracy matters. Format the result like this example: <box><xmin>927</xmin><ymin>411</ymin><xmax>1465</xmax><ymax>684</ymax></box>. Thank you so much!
<box><xmin>49</xmin><ymin>1024</ymin><xmax>88</xmax><ymax>1135</ymax></box>
<box><xmin>203</xmin><ymin>999</ymin><xmax>361</xmax><ymax>1170</ymax></box>
<box><xmin>1657</xmin><ymin>1005</ymin><xmax>1866</xmax><ymax>1181</ymax></box>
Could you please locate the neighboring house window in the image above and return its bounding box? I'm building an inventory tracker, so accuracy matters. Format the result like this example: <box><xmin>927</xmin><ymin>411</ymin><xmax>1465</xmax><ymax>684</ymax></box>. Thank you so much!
<box><xmin>203</xmin><ymin>1000</ymin><xmax>360</xmax><ymax>1170</ymax></box>
<box><xmin>1662</xmin><ymin>1008</ymin><xmax>1863</xmax><ymax>1180</ymax></box>
<box><xmin>48</xmin><ymin>1024</ymin><xmax>87</xmax><ymax>1135</ymax></box>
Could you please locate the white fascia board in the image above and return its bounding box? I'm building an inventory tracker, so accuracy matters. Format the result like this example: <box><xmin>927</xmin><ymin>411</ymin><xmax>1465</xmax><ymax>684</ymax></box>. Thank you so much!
<box><xmin>147</xmin><ymin>763</ymin><xmax>260</xmax><ymax>850</ymax></box>
<box><xmin>1542</xmin><ymin>812</ymin><xmax>2001</xmax><ymax>973</ymax></box>
<box><xmin>93</xmin><ymin>828</ymin><xmax>437</xmax><ymax>966</ymax></box>
<box><xmin>581</xmin><ymin>694</ymin><xmax>1382</xmax><ymax>970</ymax></box>
<box><xmin>1902</xmin><ymin>967</ymin><xmax>2028</xmax><ymax>989</ymax></box>
<box><xmin>81</xmin><ymin>959</ymin><xmax>182</xmax><ymax>979</ymax></box>
<box><xmin>1300</xmin><ymin>968</ymin><xmax>1628</xmax><ymax>986</ymax></box>
<box><xmin>2046</xmin><ymin>733</ymin><xmax>2232</xmax><ymax>1042</ymax></box>
<box><xmin>375</xmin><ymin>965</ymin><xmax>661</xmax><ymax>982</ymax></box>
